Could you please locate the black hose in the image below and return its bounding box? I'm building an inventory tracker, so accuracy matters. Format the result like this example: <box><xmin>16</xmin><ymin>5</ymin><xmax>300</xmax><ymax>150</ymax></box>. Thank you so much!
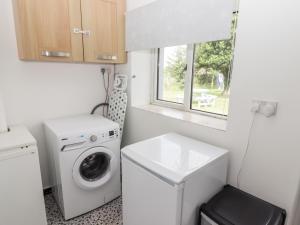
<box><xmin>90</xmin><ymin>103</ymin><xmax>109</xmax><ymax>115</ymax></box>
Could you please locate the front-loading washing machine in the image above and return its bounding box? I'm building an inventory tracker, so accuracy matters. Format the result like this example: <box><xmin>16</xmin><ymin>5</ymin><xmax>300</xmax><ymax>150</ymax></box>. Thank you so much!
<box><xmin>44</xmin><ymin>114</ymin><xmax>121</xmax><ymax>220</ymax></box>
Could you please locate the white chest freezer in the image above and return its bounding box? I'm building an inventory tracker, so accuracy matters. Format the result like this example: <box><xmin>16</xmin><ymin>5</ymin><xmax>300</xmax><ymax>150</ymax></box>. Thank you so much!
<box><xmin>121</xmin><ymin>133</ymin><xmax>228</xmax><ymax>225</ymax></box>
<box><xmin>0</xmin><ymin>125</ymin><xmax>47</xmax><ymax>225</ymax></box>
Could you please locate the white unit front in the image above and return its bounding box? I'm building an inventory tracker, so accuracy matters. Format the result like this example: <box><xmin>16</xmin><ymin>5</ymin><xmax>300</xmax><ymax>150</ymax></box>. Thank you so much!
<box><xmin>122</xmin><ymin>133</ymin><xmax>229</xmax><ymax>225</ymax></box>
<box><xmin>44</xmin><ymin>115</ymin><xmax>121</xmax><ymax>220</ymax></box>
<box><xmin>122</xmin><ymin>156</ymin><xmax>184</xmax><ymax>225</ymax></box>
<box><xmin>0</xmin><ymin>126</ymin><xmax>47</xmax><ymax>225</ymax></box>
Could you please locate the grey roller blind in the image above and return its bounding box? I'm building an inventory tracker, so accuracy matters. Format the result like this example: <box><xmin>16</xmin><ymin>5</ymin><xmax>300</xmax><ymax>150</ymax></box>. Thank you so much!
<box><xmin>126</xmin><ymin>0</ymin><xmax>235</xmax><ymax>51</ymax></box>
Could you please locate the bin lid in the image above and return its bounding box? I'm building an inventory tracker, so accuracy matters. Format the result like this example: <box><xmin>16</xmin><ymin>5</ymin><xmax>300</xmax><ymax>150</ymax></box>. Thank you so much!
<box><xmin>122</xmin><ymin>133</ymin><xmax>228</xmax><ymax>184</ymax></box>
<box><xmin>200</xmin><ymin>185</ymin><xmax>286</xmax><ymax>225</ymax></box>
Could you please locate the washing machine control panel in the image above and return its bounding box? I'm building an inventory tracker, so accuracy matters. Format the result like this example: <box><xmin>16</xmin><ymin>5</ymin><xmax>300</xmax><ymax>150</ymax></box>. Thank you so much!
<box><xmin>90</xmin><ymin>135</ymin><xmax>98</xmax><ymax>142</ymax></box>
<box><xmin>60</xmin><ymin>128</ymin><xmax>119</xmax><ymax>152</ymax></box>
<box><xmin>96</xmin><ymin>128</ymin><xmax>119</xmax><ymax>143</ymax></box>
<box><xmin>88</xmin><ymin>128</ymin><xmax>119</xmax><ymax>144</ymax></box>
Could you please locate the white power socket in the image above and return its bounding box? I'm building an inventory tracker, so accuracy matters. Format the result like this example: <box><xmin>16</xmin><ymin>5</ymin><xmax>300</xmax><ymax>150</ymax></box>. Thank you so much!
<box><xmin>251</xmin><ymin>100</ymin><xmax>278</xmax><ymax>117</ymax></box>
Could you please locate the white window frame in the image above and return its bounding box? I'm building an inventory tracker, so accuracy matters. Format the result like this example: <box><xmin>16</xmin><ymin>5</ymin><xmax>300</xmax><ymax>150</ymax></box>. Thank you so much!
<box><xmin>152</xmin><ymin>45</ymin><xmax>193</xmax><ymax>111</ymax></box>
<box><xmin>152</xmin><ymin>44</ymin><xmax>229</xmax><ymax>120</ymax></box>
<box><xmin>151</xmin><ymin>12</ymin><xmax>238</xmax><ymax>120</ymax></box>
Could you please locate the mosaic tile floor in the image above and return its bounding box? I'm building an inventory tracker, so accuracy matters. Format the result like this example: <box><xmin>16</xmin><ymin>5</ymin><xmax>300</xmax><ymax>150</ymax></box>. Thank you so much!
<box><xmin>45</xmin><ymin>194</ymin><xmax>122</xmax><ymax>225</ymax></box>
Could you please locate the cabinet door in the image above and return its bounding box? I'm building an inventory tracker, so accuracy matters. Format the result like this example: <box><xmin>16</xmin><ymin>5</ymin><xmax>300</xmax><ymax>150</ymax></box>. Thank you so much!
<box><xmin>81</xmin><ymin>0</ymin><xmax>126</xmax><ymax>64</ymax></box>
<box><xmin>13</xmin><ymin>0</ymin><xmax>83</xmax><ymax>62</ymax></box>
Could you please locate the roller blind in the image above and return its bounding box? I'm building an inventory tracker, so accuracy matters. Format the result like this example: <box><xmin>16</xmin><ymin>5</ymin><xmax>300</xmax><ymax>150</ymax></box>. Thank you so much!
<box><xmin>126</xmin><ymin>0</ymin><xmax>235</xmax><ymax>51</ymax></box>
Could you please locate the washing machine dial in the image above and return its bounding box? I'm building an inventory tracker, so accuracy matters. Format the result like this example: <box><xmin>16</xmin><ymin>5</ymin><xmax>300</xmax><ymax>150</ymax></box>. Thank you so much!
<box><xmin>90</xmin><ymin>135</ymin><xmax>98</xmax><ymax>142</ymax></box>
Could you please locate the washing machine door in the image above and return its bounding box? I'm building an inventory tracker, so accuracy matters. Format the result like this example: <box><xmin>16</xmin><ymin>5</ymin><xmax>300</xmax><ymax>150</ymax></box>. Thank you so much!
<box><xmin>72</xmin><ymin>147</ymin><xmax>117</xmax><ymax>190</ymax></box>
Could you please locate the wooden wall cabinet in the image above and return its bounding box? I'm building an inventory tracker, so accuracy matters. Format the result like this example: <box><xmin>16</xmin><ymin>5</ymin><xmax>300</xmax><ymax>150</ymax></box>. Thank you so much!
<box><xmin>12</xmin><ymin>0</ymin><xmax>126</xmax><ymax>64</ymax></box>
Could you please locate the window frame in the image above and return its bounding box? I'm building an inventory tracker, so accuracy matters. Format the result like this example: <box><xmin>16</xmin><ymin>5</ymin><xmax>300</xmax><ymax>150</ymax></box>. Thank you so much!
<box><xmin>152</xmin><ymin>13</ymin><xmax>238</xmax><ymax>120</ymax></box>
<box><xmin>152</xmin><ymin>44</ymin><xmax>229</xmax><ymax>120</ymax></box>
<box><xmin>152</xmin><ymin>45</ymin><xmax>194</xmax><ymax>111</ymax></box>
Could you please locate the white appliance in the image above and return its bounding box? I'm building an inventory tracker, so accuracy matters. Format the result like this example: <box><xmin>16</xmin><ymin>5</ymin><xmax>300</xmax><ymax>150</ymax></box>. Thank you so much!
<box><xmin>122</xmin><ymin>133</ymin><xmax>229</xmax><ymax>225</ymax></box>
<box><xmin>0</xmin><ymin>125</ymin><xmax>47</xmax><ymax>225</ymax></box>
<box><xmin>44</xmin><ymin>115</ymin><xmax>121</xmax><ymax>220</ymax></box>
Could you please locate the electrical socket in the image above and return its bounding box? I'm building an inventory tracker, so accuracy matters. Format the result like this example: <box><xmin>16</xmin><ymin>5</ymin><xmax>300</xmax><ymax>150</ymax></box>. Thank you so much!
<box><xmin>251</xmin><ymin>100</ymin><xmax>278</xmax><ymax>117</ymax></box>
<box><xmin>100</xmin><ymin>66</ymin><xmax>112</xmax><ymax>75</ymax></box>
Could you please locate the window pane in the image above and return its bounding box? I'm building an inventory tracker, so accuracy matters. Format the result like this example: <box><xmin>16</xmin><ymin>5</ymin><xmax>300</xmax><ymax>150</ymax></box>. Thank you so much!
<box><xmin>191</xmin><ymin>15</ymin><xmax>237</xmax><ymax>116</ymax></box>
<box><xmin>157</xmin><ymin>45</ymin><xmax>187</xmax><ymax>104</ymax></box>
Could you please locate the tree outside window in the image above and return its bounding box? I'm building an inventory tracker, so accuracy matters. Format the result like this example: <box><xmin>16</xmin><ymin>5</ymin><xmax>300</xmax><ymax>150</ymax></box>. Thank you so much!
<box><xmin>157</xmin><ymin>13</ymin><xmax>238</xmax><ymax>116</ymax></box>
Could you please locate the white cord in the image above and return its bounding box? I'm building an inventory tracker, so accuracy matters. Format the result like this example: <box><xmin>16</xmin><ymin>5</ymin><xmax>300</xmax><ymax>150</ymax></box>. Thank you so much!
<box><xmin>237</xmin><ymin>113</ymin><xmax>256</xmax><ymax>188</ymax></box>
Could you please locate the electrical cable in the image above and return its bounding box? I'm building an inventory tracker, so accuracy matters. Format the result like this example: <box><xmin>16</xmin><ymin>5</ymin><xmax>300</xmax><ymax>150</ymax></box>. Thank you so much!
<box><xmin>101</xmin><ymin>68</ymin><xmax>109</xmax><ymax>102</ymax></box>
<box><xmin>102</xmin><ymin>69</ymin><xmax>106</xmax><ymax>116</ymax></box>
<box><xmin>90</xmin><ymin>67</ymin><xmax>111</xmax><ymax>115</ymax></box>
<box><xmin>105</xmin><ymin>72</ymin><xmax>110</xmax><ymax>116</ymax></box>
<box><xmin>237</xmin><ymin>113</ymin><xmax>256</xmax><ymax>188</ymax></box>
<box><xmin>101</xmin><ymin>68</ymin><xmax>108</xmax><ymax>116</ymax></box>
<box><xmin>107</xmin><ymin>72</ymin><xmax>110</xmax><ymax>103</ymax></box>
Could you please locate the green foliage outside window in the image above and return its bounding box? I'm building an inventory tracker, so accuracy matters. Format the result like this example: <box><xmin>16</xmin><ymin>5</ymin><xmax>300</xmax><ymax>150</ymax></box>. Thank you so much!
<box><xmin>160</xmin><ymin>14</ymin><xmax>238</xmax><ymax>115</ymax></box>
<box><xmin>165</xmin><ymin>14</ymin><xmax>237</xmax><ymax>93</ymax></box>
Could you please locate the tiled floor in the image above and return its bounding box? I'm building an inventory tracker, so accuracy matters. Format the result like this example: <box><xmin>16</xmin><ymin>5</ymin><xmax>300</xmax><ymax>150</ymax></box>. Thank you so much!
<box><xmin>45</xmin><ymin>194</ymin><xmax>122</xmax><ymax>225</ymax></box>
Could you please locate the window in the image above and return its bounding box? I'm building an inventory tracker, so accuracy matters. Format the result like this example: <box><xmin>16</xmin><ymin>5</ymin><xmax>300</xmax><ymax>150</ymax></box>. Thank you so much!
<box><xmin>154</xmin><ymin>13</ymin><xmax>238</xmax><ymax>117</ymax></box>
<box><xmin>157</xmin><ymin>45</ymin><xmax>187</xmax><ymax>104</ymax></box>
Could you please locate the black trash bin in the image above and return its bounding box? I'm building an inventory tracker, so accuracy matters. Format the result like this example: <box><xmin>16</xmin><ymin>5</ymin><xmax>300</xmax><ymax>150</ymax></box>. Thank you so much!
<box><xmin>199</xmin><ymin>185</ymin><xmax>286</xmax><ymax>225</ymax></box>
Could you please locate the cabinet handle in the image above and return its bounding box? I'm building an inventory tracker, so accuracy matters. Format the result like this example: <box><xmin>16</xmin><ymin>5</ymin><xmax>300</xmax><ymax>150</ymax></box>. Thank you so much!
<box><xmin>97</xmin><ymin>54</ymin><xmax>118</xmax><ymax>60</ymax></box>
<box><xmin>73</xmin><ymin>28</ymin><xmax>91</xmax><ymax>36</ymax></box>
<box><xmin>41</xmin><ymin>51</ymin><xmax>71</xmax><ymax>58</ymax></box>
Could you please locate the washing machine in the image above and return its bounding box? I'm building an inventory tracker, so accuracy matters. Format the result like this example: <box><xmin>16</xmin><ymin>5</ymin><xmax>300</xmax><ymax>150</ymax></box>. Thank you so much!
<box><xmin>122</xmin><ymin>133</ymin><xmax>229</xmax><ymax>225</ymax></box>
<box><xmin>44</xmin><ymin>115</ymin><xmax>121</xmax><ymax>220</ymax></box>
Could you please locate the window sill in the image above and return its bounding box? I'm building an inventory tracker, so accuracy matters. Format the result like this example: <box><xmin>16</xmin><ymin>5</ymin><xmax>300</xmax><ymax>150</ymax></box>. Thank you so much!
<box><xmin>132</xmin><ymin>104</ymin><xmax>227</xmax><ymax>131</ymax></box>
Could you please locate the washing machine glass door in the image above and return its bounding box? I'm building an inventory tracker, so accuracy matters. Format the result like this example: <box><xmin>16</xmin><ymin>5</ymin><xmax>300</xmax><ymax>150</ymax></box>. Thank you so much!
<box><xmin>73</xmin><ymin>147</ymin><xmax>117</xmax><ymax>190</ymax></box>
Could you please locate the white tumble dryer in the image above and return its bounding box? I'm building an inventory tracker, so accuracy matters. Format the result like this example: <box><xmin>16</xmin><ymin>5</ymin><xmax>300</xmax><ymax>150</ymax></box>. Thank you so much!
<box><xmin>122</xmin><ymin>133</ymin><xmax>229</xmax><ymax>225</ymax></box>
<box><xmin>44</xmin><ymin>115</ymin><xmax>121</xmax><ymax>220</ymax></box>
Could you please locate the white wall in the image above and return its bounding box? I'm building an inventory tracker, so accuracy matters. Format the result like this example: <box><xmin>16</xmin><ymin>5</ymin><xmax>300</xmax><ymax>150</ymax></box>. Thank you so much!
<box><xmin>292</xmin><ymin>183</ymin><xmax>300</xmax><ymax>224</ymax></box>
<box><xmin>117</xmin><ymin>0</ymin><xmax>300</xmax><ymax>224</ymax></box>
<box><xmin>0</xmin><ymin>1</ymin><xmax>112</xmax><ymax>188</ymax></box>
